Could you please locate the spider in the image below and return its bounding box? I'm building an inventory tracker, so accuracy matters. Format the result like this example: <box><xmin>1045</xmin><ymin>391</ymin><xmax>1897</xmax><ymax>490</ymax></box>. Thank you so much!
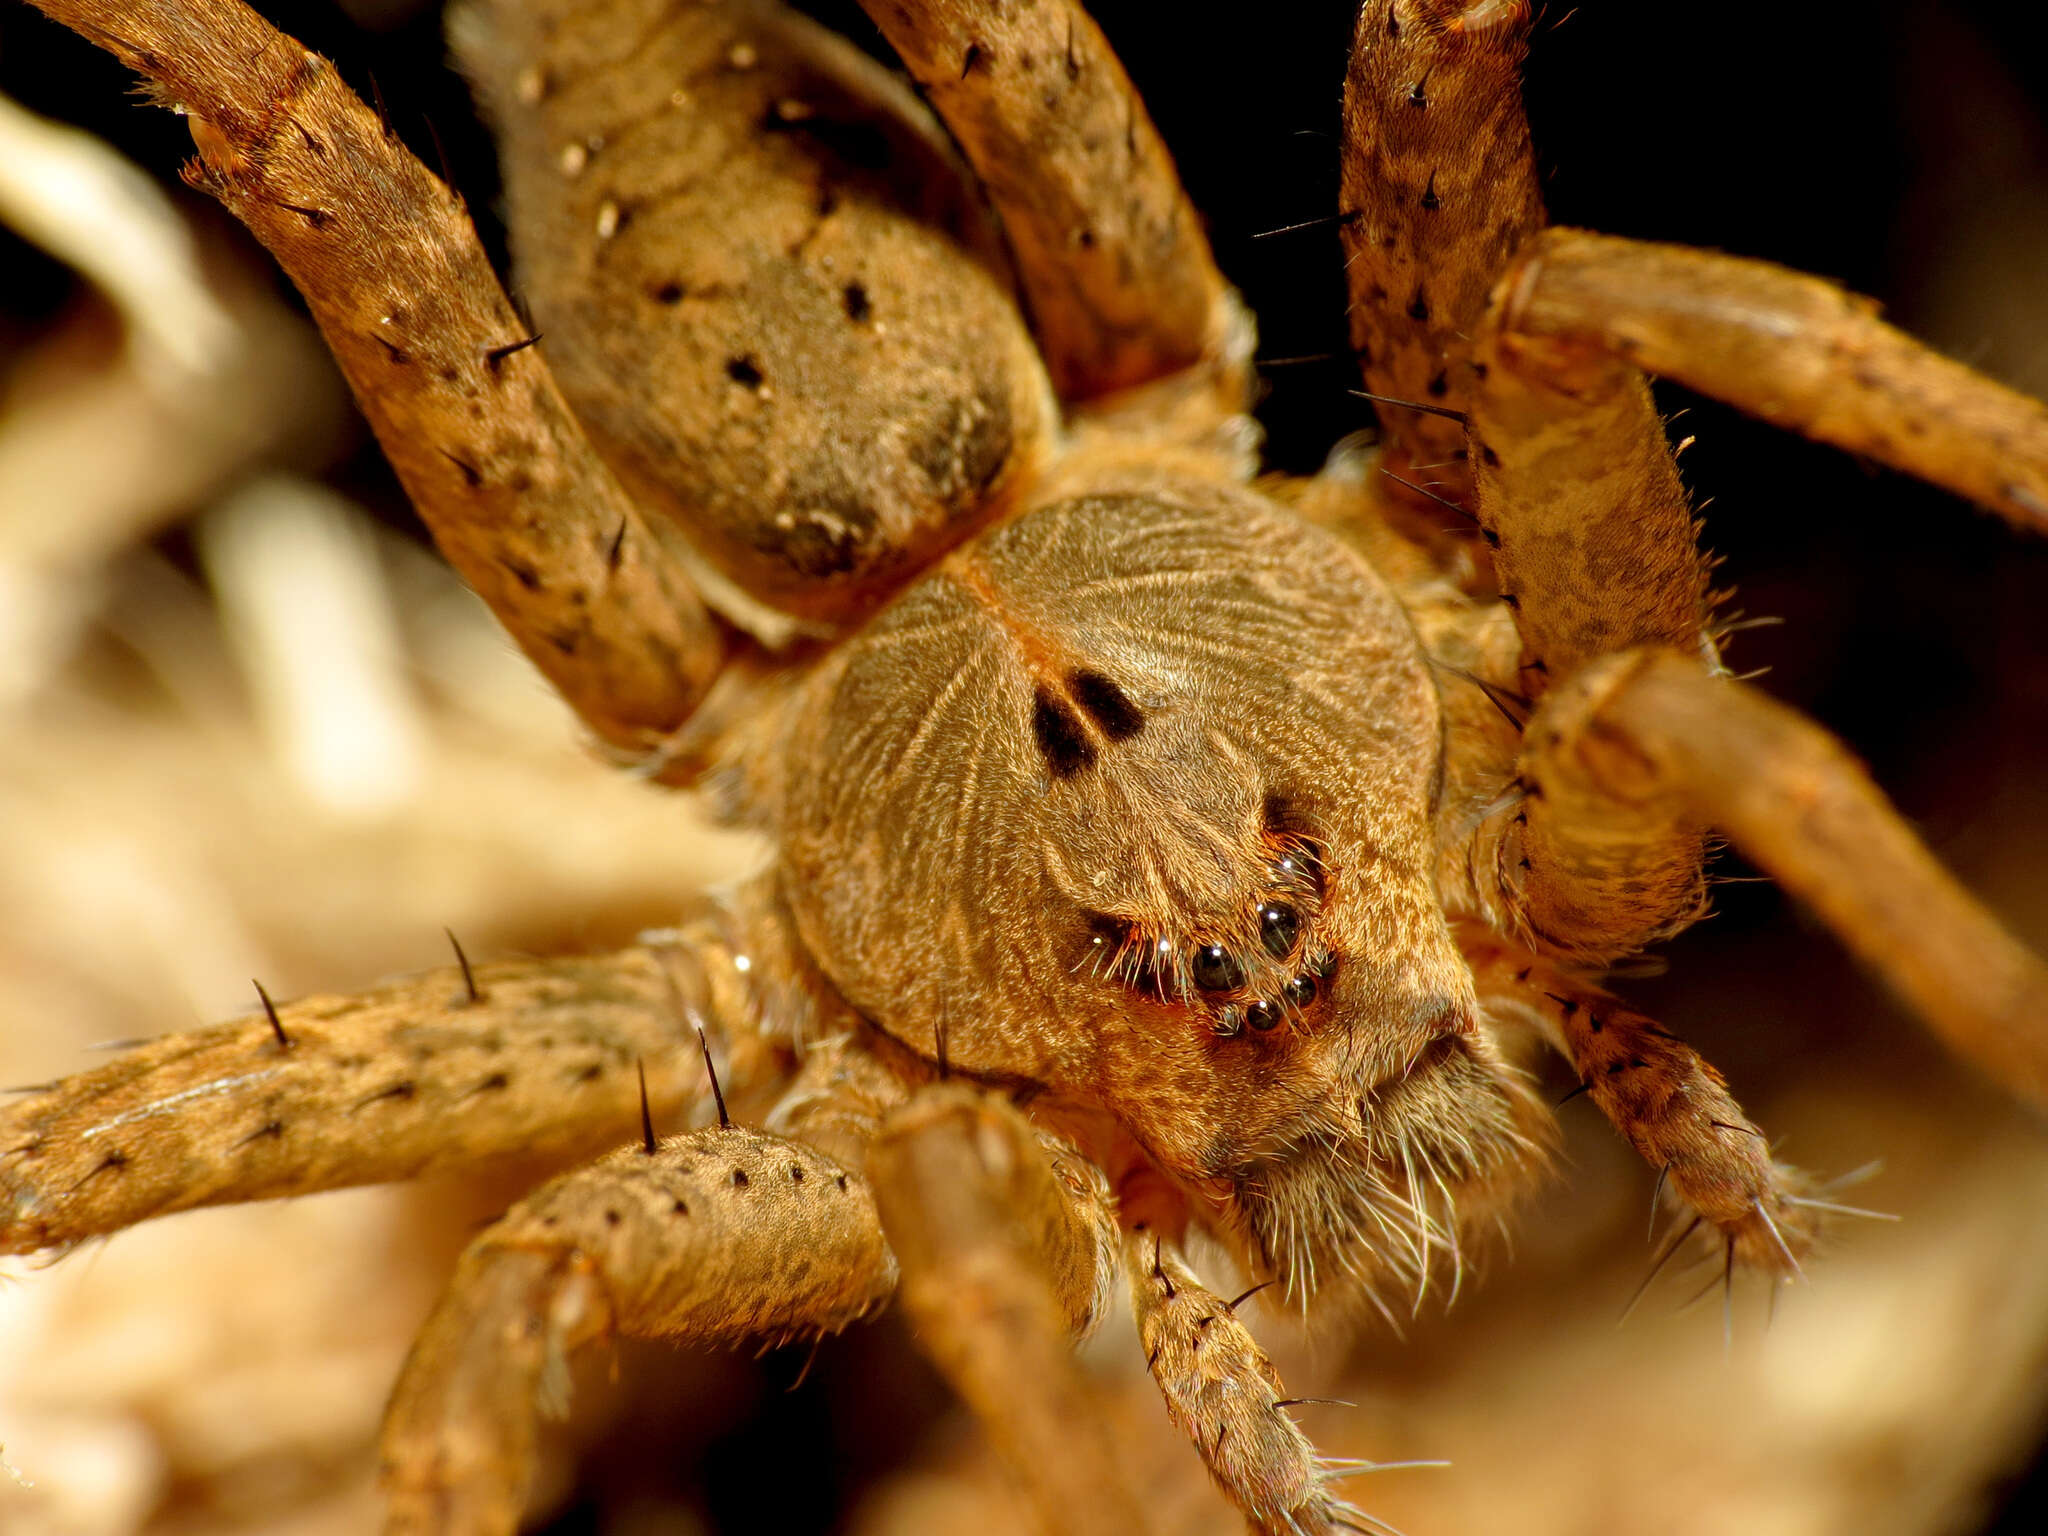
<box><xmin>6</xmin><ymin>2</ymin><xmax>2048</xmax><ymax>1533</ymax></box>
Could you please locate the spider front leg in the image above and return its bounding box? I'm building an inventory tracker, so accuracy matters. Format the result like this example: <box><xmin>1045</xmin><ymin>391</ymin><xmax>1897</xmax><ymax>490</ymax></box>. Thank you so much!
<box><xmin>1341</xmin><ymin>0</ymin><xmax>1544</xmax><ymax>512</ymax></box>
<box><xmin>381</xmin><ymin>1122</ymin><xmax>896</xmax><ymax>1535</ymax></box>
<box><xmin>1129</xmin><ymin>1235</ymin><xmax>1371</xmax><ymax>1536</ymax></box>
<box><xmin>1463</xmin><ymin>929</ymin><xmax>1817</xmax><ymax>1277</ymax></box>
<box><xmin>1448</xmin><ymin>195</ymin><xmax>2048</xmax><ymax>1077</ymax></box>
<box><xmin>1346</xmin><ymin>0</ymin><xmax>1720</xmax><ymax>961</ymax></box>
<box><xmin>1349</xmin><ymin>0</ymin><xmax>2048</xmax><ymax>1106</ymax></box>
<box><xmin>0</xmin><ymin>889</ymin><xmax>797</xmax><ymax>1255</ymax></box>
<box><xmin>29</xmin><ymin>0</ymin><xmax>729</xmax><ymax>750</ymax></box>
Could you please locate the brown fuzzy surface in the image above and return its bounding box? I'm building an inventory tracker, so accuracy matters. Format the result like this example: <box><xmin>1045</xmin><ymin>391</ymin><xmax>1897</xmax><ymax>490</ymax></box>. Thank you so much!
<box><xmin>2</xmin><ymin>4</ymin><xmax>2046</xmax><ymax>1535</ymax></box>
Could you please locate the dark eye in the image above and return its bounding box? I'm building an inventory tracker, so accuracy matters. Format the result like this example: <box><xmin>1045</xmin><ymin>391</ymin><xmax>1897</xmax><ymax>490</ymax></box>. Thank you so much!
<box><xmin>1258</xmin><ymin>903</ymin><xmax>1300</xmax><ymax>959</ymax></box>
<box><xmin>1244</xmin><ymin>999</ymin><xmax>1282</xmax><ymax>1032</ymax></box>
<box><xmin>1192</xmin><ymin>944</ymin><xmax>1243</xmax><ymax>993</ymax></box>
<box><xmin>1283</xmin><ymin>974</ymin><xmax>1317</xmax><ymax>1007</ymax></box>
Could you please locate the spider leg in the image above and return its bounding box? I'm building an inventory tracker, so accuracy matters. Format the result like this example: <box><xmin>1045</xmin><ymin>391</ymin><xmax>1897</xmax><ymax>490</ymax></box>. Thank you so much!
<box><xmin>1491</xmin><ymin>651</ymin><xmax>2048</xmax><ymax>1109</ymax></box>
<box><xmin>1457</xmin><ymin>650</ymin><xmax>1712</xmax><ymax>968</ymax></box>
<box><xmin>1462</xmin><ymin>929</ymin><xmax>1819</xmax><ymax>1276</ymax></box>
<box><xmin>853</xmin><ymin>0</ymin><xmax>1237</xmax><ymax>401</ymax></box>
<box><xmin>1331</xmin><ymin>3</ymin><xmax>1713</xmax><ymax>966</ymax></box>
<box><xmin>27</xmin><ymin>0</ymin><xmax>727</xmax><ymax>752</ymax></box>
<box><xmin>1341</xmin><ymin>0</ymin><xmax>1545</xmax><ymax>512</ymax></box>
<box><xmin>1129</xmin><ymin>1233</ymin><xmax>1369</xmax><ymax>1536</ymax></box>
<box><xmin>379</xmin><ymin>1122</ymin><xmax>896</xmax><ymax>1536</ymax></box>
<box><xmin>865</xmin><ymin>1084</ymin><xmax>1144</xmax><ymax>1536</ymax></box>
<box><xmin>1436</xmin><ymin>111</ymin><xmax>2048</xmax><ymax>982</ymax></box>
<box><xmin>0</xmin><ymin>891</ymin><xmax>800</xmax><ymax>1255</ymax></box>
<box><xmin>1485</xmin><ymin>228</ymin><xmax>2048</xmax><ymax>534</ymax></box>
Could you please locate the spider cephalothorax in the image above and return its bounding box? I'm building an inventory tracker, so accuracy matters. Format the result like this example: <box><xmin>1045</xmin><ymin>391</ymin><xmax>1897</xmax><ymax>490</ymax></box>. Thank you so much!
<box><xmin>6</xmin><ymin>2</ymin><xmax>2048</xmax><ymax>1534</ymax></box>
<box><xmin>777</xmin><ymin>477</ymin><xmax>1542</xmax><ymax>1297</ymax></box>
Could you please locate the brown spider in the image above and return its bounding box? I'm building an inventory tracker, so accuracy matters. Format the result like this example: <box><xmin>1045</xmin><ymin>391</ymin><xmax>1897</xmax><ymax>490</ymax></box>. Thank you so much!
<box><xmin>6</xmin><ymin>2</ymin><xmax>2048</xmax><ymax>1533</ymax></box>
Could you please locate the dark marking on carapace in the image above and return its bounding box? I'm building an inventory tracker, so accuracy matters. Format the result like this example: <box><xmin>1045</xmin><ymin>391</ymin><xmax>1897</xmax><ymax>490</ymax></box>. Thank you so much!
<box><xmin>1032</xmin><ymin>688</ymin><xmax>1097</xmax><ymax>777</ymax></box>
<box><xmin>1069</xmin><ymin>670</ymin><xmax>1143</xmax><ymax>740</ymax></box>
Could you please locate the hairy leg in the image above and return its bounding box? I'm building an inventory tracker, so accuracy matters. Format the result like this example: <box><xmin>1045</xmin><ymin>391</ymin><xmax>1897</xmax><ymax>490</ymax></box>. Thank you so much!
<box><xmin>1488</xmin><ymin>228</ymin><xmax>2048</xmax><ymax>533</ymax></box>
<box><xmin>380</xmin><ymin>1123</ymin><xmax>895</xmax><ymax>1535</ymax></box>
<box><xmin>1451</xmin><ymin>659</ymin><xmax>1710</xmax><ymax>968</ymax></box>
<box><xmin>1341</xmin><ymin>0</ymin><xmax>1717</xmax><ymax>963</ymax></box>
<box><xmin>1341</xmin><ymin>0</ymin><xmax>1544</xmax><ymax>514</ymax></box>
<box><xmin>1480</xmin><ymin>651</ymin><xmax>2048</xmax><ymax>1109</ymax></box>
<box><xmin>1446</xmin><ymin>158</ymin><xmax>2048</xmax><ymax>981</ymax></box>
<box><xmin>1336</xmin><ymin>1</ymin><xmax>1744</xmax><ymax>978</ymax></box>
<box><xmin>29</xmin><ymin>0</ymin><xmax>726</xmax><ymax>750</ymax></box>
<box><xmin>1462</xmin><ymin>926</ymin><xmax>1816</xmax><ymax>1274</ymax></box>
<box><xmin>0</xmin><ymin>893</ymin><xmax>795</xmax><ymax>1254</ymax></box>
<box><xmin>864</xmin><ymin>1084</ymin><xmax>1143</xmax><ymax>1536</ymax></box>
<box><xmin>855</xmin><ymin>0</ymin><xmax>1236</xmax><ymax>402</ymax></box>
<box><xmin>1129</xmin><ymin>1234</ymin><xmax>1373</xmax><ymax>1536</ymax></box>
<box><xmin>1466</xmin><ymin>303</ymin><xmax>1717</xmax><ymax>684</ymax></box>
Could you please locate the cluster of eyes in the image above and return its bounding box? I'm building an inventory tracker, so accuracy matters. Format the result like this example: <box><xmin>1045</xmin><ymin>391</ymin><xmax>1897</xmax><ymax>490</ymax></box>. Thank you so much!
<box><xmin>1087</xmin><ymin>863</ymin><xmax>1335</xmax><ymax>1036</ymax></box>
<box><xmin>1184</xmin><ymin>902</ymin><xmax>1337</xmax><ymax>1036</ymax></box>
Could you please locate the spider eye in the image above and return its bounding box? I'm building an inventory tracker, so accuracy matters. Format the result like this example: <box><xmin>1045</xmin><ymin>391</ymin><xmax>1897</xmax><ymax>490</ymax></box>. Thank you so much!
<box><xmin>1244</xmin><ymin>999</ymin><xmax>1282</xmax><ymax>1032</ymax></box>
<box><xmin>1257</xmin><ymin>903</ymin><xmax>1300</xmax><ymax>958</ymax></box>
<box><xmin>1192</xmin><ymin>944</ymin><xmax>1243</xmax><ymax>993</ymax></box>
<box><xmin>1283</xmin><ymin>974</ymin><xmax>1317</xmax><ymax>1007</ymax></box>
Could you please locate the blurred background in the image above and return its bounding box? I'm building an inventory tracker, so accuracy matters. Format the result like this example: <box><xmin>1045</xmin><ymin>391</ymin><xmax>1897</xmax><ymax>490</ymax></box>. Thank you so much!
<box><xmin>1</xmin><ymin>1</ymin><xmax>2045</xmax><ymax>1532</ymax></box>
